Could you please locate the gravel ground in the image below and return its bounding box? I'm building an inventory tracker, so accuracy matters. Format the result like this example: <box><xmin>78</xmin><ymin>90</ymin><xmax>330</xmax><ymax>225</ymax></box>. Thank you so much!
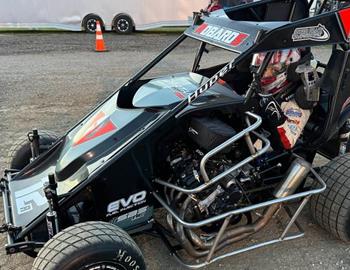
<box><xmin>0</xmin><ymin>32</ymin><xmax>349</xmax><ymax>270</ymax></box>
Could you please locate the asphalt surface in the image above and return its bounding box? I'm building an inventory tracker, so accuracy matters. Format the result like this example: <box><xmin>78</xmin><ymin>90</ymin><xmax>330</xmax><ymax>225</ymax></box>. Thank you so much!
<box><xmin>0</xmin><ymin>32</ymin><xmax>349</xmax><ymax>270</ymax></box>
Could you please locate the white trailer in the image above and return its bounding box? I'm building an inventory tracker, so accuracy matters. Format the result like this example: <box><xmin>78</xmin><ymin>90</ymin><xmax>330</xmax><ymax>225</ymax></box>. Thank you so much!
<box><xmin>0</xmin><ymin>0</ymin><xmax>208</xmax><ymax>33</ymax></box>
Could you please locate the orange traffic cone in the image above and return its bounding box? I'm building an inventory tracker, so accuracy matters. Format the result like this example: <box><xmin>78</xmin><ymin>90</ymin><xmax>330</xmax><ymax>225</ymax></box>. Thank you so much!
<box><xmin>95</xmin><ymin>21</ymin><xmax>107</xmax><ymax>52</ymax></box>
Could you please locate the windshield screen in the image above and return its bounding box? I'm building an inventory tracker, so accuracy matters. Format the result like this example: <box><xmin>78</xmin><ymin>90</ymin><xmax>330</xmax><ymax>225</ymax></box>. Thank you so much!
<box><xmin>140</xmin><ymin>36</ymin><xmax>238</xmax><ymax>80</ymax></box>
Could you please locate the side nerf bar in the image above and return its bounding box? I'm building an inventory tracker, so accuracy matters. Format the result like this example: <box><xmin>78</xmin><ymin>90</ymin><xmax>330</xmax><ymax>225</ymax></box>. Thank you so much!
<box><xmin>0</xmin><ymin>172</ymin><xmax>16</xmax><ymax>246</ymax></box>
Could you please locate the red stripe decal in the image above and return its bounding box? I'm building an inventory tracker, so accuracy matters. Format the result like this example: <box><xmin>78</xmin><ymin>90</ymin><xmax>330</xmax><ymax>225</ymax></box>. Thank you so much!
<box><xmin>195</xmin><ymin>23</ymin><xmax>208</xmax><ymax>33</ymax></box>
<box><xmin>175</xmin><ymin>91</ymin><xmax>185</xmax><ymax>99</ymax></box>
<box><xmin>230</xmin><ymin>33</ymin><xmax>249</xmax><ymax>46</ymax></box>
<box><xmin>277</xmin><ymin>127</ymin><xmax>292</xmax><ymax>150</ymax></box>
<box><xmin>339</xmin><ymin>8</ymin><xmax>350</xmax><ymax>40</ymax></box>
<box><xmin>74</xmin><ymin>120</ymin><xmax>116</xmax><ymax>146</ymax></box>
<box><xmin>217</xmin><ymin>79</ymin><xmax>226</xmax><ymax>85</ymax></box>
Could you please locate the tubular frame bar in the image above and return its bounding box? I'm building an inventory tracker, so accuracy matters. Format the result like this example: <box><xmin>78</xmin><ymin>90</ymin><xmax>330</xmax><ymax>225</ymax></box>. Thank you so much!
<box><xmin>173</xmin><ymin>232</ymin><xmax>305</xmax><ymax>269</ymax></box>
<box><xmin>200</xmin><ymin>112</ymin><xmax>264</xmax><ymax>183</ymax></box>
<box><xmin>153</xmin><ymin>167</ymin><xmax>326</xmax><ymax>229</ymax></box>
<box><xmin>162</xmin><ymin>184</ymin><xmax>322</xmax><ymax>268</ymax></box>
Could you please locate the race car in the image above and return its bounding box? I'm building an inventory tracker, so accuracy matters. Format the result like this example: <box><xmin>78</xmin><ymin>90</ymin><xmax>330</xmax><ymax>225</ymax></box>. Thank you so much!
<box><xmin>1</xmin><ymin>0</ymin><xmax>350</xmax><ymax>269</ymax></box>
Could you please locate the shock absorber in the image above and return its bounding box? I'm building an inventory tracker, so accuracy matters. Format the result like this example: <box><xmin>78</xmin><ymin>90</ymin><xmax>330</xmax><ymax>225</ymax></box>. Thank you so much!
<box><xmin>44</xmin><ymin>174</ymin><xmax>59</xmax><ymax>239</ymax></box>
<box><xmin>28</xmin><ymin>129</ymin><xmax>40</xmax><ymax>160</ymax></box>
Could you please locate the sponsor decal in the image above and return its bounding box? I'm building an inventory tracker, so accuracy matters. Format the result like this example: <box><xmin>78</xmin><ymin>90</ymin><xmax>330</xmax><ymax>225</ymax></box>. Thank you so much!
<box><xmin>110</xmin><ymin>206</ymin><xmax>149</xmax><ymax>222</ymax></box>
<box><xmin>188</xmin><ymin>60</ymin><xmax>235</xmax><ymax>103</ymax></box>
<box><xmin>107</xmin><ymin>190</ymin><xmax>147</xmax><ymax>216</ymax></box>
<box><xmin>287</xmin><ymin>123</ymin><xmax>298</xmax><ymax>136</ymax></box>
<box><xmin>15</xmin><ymin>177</ymin><xmax>48</xmax><ymax>215</ymax></box>
<box><xmin>285</xmin><ymin>108</ymin><xmax>302</xmax><ymax>118</ymax></box>
<box><xmin>287</xmin><ymin>118</ymin><xmax>301</xmax><ymax>125</ymax></box>
<box><xmin>265</xmin><ymin>101</ymin><xmax>282</xmax><ymax>121</ymax></box>
<box><xmin>194</xmin><ymin>23</ymin><xmax>249</xmax><ymax>47</ymax></box>
<box><xmin>292</xmin><ymin>24</ymin><xmax>330</xmax><ymax>42</ymax></box>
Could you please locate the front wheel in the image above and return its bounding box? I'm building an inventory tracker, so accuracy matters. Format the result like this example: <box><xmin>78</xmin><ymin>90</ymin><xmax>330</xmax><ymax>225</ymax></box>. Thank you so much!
<box><xmin>32</xmin><ymin>221</ymin><xmax>146</xmax><ymax>270</ymax></box>
<box><xmin>6</xmin><ymin>130</ymin><xmax>58</xmax><ymax>171</ymax></box>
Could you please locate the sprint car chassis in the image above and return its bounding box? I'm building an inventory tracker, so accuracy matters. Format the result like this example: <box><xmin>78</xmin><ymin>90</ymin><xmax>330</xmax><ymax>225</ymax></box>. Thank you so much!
<box><xmin>1</xmin><ymin>1</ymin><xmax>350</xmax><ymax>268</ymax></box>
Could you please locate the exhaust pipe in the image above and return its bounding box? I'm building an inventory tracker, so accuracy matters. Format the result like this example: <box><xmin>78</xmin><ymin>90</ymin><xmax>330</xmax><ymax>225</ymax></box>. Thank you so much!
<box><xmin>174</xmin><ymin>158</ymin><xmax>312</xmax><ymax>257</ymax></box>
<box><xmin>274</xmin><ymin>158</ymin><xmax>311</xmax><ymax>198</ymax></box>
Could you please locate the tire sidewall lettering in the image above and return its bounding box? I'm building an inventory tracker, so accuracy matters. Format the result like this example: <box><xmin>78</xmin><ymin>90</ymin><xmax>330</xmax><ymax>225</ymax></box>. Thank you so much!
<box><xmin>116</xmin><ymin>249</ymin><xmax>140</xmax><ymax>270</ymax></box>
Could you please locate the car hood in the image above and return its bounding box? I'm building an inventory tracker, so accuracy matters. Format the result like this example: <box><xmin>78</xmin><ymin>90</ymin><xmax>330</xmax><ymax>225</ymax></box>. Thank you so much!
<box><xmin>133</xmin><ymin>72</ymin><xmax>207</xmax><ymax>108</ymax></box>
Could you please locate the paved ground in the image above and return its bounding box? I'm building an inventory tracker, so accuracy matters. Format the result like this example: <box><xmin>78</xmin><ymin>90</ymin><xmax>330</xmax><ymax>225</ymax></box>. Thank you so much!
<box><xmin>0</xmin><ymin>32</ymin><xmax>349</xmax><ymax>270</ymax></box>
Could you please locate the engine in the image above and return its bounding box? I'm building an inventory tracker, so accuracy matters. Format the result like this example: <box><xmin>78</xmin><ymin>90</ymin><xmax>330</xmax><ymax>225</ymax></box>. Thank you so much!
<box><xmin>163</xmin><ymin>116</ymin><xmax>254</xmax><ymax>232</ymax></box>
<box><xmin>158</xmin><ymin>113</ymin><xmax>313</xmax><ymax>261</ymax></box>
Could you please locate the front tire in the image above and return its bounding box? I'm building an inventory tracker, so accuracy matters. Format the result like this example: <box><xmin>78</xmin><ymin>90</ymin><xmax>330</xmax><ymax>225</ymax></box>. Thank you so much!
<box><xmin>310</xmin><ymin>154</ymin><xmax>350</xmax><ymax>242</ymax></box>
<box><xmin>6</xmin><ymin>130</ymin><xmax>58</xmax><ymax>170</ymax></box>
<box><xmin>32</xmin><ymin>221</ymin><xmax>146</xmax><ymax>270</ymax></box>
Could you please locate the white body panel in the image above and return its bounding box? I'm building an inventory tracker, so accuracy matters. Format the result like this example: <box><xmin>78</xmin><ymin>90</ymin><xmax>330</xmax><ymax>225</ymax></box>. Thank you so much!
<box><xmin>0</xmin><ymin>0</ymin><xmax>208</xmax><ymax>31</ymax></box>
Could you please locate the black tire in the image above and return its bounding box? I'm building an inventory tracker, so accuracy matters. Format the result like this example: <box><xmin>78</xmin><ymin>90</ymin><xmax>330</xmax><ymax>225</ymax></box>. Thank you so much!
<box><xmin>32</xmin><ymin>221</ymin><xmax>146</xmax><ymax>270</ymax></box>
<box><xmin>113</xmin><ymin>14</ymin><xmax>134</xmax><ymax>34</ymax></box>
<box><xmin>6</xmin><ymin>130</ymin><xmax>58</xmax><ymax>171</ymax></box>
<box><xmin>310</xmin><ymin>154</ymin><xmax>350</xmax><ymax>242</ymax></box>
<box><xmin>82</xmin><ymin>15</ymin><xmax>104</xmax><ymax>33</ymax></box>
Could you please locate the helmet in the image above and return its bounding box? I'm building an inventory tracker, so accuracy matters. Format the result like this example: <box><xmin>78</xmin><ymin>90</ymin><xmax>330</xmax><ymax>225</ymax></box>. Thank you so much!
<box><xmin>252</xmin><ymin>49</ymin><xmax>301</xmax><ymax>95</ymax></box>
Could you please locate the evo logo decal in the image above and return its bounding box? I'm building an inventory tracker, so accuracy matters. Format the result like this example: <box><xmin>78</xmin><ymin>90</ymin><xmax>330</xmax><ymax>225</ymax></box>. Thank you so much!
<box><xmin>195</xmin><ymin>23</ymin><xmax>249</xmax><ymax>47</ymax></box>
<box><xmin>107</xmin><ymin>190</ymin><xmax>147</xmax><ymax>216</ymax></box>
<box><xmin>292</xmin><ymin>24</ymin><xmax>330</xmax><ymax>42</ymax></box>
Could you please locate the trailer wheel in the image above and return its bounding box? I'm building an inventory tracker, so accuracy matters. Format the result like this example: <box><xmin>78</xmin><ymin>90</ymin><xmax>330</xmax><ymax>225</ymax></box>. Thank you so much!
<box><xmin>113</xmin><ymin>14</ymin><xmax>134</xmax><ymax>34</ymax></box>
<box><xmin>82</xmin><ymin>14</ymin><xmax>104</xmax><ymax>33</ymax></box>
<box><xmin>6</xmin><ymin>130</ymin><xmax>58</xmax><ymax>171</ymax></box>
<box><xmin>32</xmin><ymin>221</ymin><xmax>146</xmax><ymax>270</ymax></box>
<box><xmin>310</xmin><ymin>154</ymin><xmax>350</xmax><ymax>242</ymax></box>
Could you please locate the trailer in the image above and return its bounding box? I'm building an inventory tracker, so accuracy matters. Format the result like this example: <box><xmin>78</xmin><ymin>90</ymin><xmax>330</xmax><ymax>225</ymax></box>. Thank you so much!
<box><xmin>0</xmin><ymin>0</ymin><xmax>208</xmax><ymax>33</ymax></box>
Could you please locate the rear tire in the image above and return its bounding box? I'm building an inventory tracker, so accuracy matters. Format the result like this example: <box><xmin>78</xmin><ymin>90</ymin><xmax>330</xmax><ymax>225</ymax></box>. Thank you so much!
<box><xmin>32</xmin><ymin>221</ymin><xmax>146</xmax><ymax>270</ymax></box>
<box><xmin>310</xmin><ymin>154</ymin><xmax>350</xmax><ymax>242</ymax></box>
<box><xmin>6</xmin><ymin>130</ymin><xmax>58</xmax><ymax>170</ymax></box>
<box><xmin>113</xmin><ymin>14</ymin><xmax>134</xmax><ymax>34</ymax></box>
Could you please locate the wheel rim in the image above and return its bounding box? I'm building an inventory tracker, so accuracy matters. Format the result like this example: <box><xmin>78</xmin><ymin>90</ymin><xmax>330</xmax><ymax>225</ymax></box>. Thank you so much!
<box><xmin>81</xmin><ymin>261</ymin><xmax>127</xmax><ymax>270</ymax></box>
<box><xmin>86</xmin><ymin>18</ymin><xmax>97</xmax><ymax>32</ymax></box>
<box><xmin>117</xmin><ymin>19</ymin><xmax>130</xmax><ymax>32</ymax></box>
